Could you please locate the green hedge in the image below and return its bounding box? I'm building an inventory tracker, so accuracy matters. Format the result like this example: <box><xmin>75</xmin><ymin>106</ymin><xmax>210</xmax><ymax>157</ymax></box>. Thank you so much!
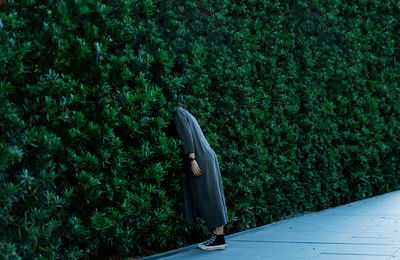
<box><xmin>1</xmin><ymin>0</ymin><xmax>399</xmax><ymax>258</ymax></box>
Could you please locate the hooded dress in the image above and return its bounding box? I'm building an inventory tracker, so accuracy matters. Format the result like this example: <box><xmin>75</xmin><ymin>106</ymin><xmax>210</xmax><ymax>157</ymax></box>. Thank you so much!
<box><xmin>174</xmin><ymin>107</ymin><xmax>228</xmax><ymax>228</ymax></box>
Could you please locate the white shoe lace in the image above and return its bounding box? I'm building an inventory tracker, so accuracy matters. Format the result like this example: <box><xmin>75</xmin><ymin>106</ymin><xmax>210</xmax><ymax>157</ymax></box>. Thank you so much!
<box><xmin>202</xmin><ymin>232</ymin><xmax>217</xmax><ymax>246</ymax></box>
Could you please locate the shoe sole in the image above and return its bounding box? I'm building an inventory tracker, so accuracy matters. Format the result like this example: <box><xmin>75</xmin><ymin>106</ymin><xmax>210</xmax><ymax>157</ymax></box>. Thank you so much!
<box><xmin>198</xmin><ymin>244</ymin><xmax>227</xmax><ymax>250</ymax></box>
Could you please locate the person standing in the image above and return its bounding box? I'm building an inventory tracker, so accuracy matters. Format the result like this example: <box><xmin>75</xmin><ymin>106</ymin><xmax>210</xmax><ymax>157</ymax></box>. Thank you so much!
<box><xmin>174</xmin><ymin>106</ymin><xmax>228</xmax><ymax>250</ymax></box>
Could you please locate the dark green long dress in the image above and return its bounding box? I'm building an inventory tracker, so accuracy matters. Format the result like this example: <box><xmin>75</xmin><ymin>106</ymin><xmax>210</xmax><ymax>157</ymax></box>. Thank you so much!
<box><xmin>174</xmin><ymin>107</ymin><xmax>228</xmax><ymax>228</ymax></box>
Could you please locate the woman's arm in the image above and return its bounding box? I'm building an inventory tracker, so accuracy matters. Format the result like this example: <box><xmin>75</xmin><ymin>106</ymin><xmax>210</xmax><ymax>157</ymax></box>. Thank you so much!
<box><xmin>174</xmin><ymin>109</ymin><xmax>195</xmax><ymax>154</ymax></box>
<box><xmin>189</xmin><ymin>152</ymin><xmax>201</xmax><ymax>176</ymax></box>
<box><xmin>175</xmin><ymin>109</ymin><xmax>201</xmax><ymax>176</ymax></box>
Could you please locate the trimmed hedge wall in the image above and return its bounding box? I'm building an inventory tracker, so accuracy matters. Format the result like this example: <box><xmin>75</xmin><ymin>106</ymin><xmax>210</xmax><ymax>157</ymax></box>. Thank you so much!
<box><xmin>1</xmin><ymin>0</ymin><xmax>400</xmax><ymax>258</ymax></box>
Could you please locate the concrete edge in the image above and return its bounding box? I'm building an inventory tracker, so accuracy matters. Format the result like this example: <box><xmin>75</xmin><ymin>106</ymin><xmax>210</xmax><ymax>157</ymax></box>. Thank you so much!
<box><xmin>140</xmin><ymin>243</ymin><xmax>199</xmax><ymax>260</ymax></box>
<box><xmin>139</xmin><ymin>191</ymin><xmax>399</xmax><ymax>259</ymax></box>
<box><xmin>139</xmin><ymin>211</ymin><xmax>314</xmax><ymax>260</ymax></box>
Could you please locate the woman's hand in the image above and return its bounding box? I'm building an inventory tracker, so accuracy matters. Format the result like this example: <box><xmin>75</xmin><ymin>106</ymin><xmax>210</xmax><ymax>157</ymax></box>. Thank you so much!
<box><xmin>191</xmin><ymin>160</ymin><xmax>202</xmax><ymax>176</ymax></box>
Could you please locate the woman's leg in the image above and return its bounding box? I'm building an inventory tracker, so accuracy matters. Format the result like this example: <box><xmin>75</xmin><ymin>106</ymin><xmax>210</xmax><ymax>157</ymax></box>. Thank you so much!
<box><xmin>215</xmin><ymin>225</ymin><xmax>224</xmax><ymax>235</ymax></box>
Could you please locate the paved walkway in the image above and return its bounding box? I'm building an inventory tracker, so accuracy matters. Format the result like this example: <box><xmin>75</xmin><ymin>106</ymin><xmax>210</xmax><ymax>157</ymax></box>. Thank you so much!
<box><xmin>144</xmin><ymin>190</ymin><xmax>400</xmax><ymax>259</ymax></box>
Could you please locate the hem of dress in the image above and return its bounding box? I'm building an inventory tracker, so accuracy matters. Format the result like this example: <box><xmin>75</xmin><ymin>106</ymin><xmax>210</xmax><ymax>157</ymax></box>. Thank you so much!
<box><xmin>209</xmin><ymin>220</ymin><xmax>228</xmax><ymax>228</ymax></box>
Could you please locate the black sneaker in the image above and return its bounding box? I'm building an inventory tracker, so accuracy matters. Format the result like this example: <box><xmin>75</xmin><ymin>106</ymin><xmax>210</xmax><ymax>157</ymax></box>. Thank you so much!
<box><xmin>198</xmin><ymin>231</ymin><xmax>227</xmax><ymax>250</ymax></box>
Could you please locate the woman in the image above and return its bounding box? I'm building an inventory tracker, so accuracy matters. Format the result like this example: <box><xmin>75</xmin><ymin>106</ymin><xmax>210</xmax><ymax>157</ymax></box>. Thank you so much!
<box><xmin>174</xmin><ymin>105</ymin><xmax>228</xmax><ymax>250</ymax></box>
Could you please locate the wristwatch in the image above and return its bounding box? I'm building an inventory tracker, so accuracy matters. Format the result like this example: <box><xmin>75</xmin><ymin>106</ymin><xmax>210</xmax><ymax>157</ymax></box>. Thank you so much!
<box><xmin>189</xmin><ymin>157</ymin><xmax>195</xmax><ymax>162</ymax></box>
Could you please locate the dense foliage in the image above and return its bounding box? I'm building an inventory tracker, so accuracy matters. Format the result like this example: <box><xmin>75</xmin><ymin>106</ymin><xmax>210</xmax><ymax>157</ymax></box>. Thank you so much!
<box><xmin>1</xmin><ymin>0</ymin><xmax>399</xmax><ymax>258</ymax></box>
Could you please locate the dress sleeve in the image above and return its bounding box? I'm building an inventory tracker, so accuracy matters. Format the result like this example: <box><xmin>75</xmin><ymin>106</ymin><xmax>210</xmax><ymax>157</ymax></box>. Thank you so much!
<box><xmin>174</xmin><ymin>108</ymin><xmax>195</xmax><ymax>154</ymax></box>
